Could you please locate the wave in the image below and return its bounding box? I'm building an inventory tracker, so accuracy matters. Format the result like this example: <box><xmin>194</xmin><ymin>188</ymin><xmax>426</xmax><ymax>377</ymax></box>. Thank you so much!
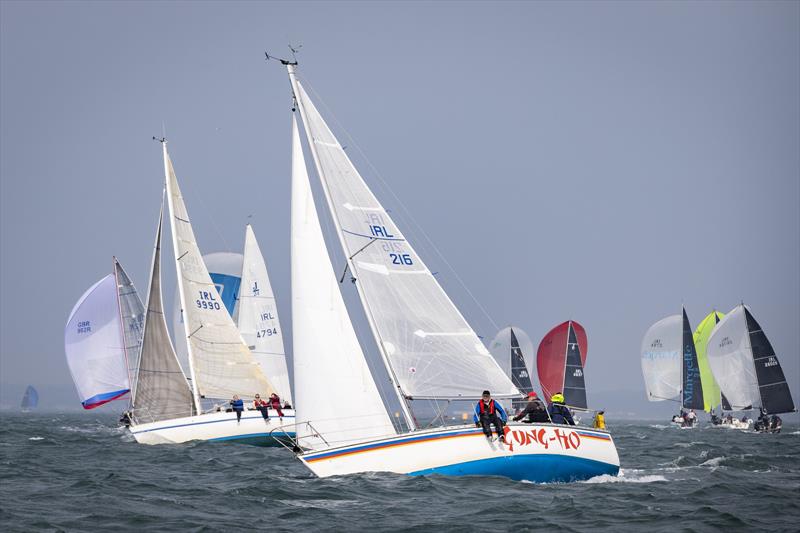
<box><xmin>28</xmin><ymin>437</ymin><xmax>44</xmax><ymax>441</ymax></box>
<box><xmin>583</xmin><ymin>469</ymin><xmax>668</xmax><ymax>484</ymax></box>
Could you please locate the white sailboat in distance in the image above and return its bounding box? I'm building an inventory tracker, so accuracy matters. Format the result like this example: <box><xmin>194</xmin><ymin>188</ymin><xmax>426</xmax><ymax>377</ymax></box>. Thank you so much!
<box><xmin>274</xmin><ymin>58</ymin><xmax>619</xmax><ymax>482</ymax></box>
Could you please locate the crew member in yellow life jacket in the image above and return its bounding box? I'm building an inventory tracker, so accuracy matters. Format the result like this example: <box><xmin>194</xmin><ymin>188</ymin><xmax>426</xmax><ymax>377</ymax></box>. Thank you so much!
<box><xmin>593</xmin><ymin>410</ymin><xmax>606</xmax><ymax>429</ymax></box>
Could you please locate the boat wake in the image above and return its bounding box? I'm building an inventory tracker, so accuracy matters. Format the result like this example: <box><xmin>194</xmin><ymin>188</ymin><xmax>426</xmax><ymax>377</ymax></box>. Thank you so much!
<box><xmin>583</xmin><ymin>469</ymin><xmax>667</xmax><ymax>484</ymax></box>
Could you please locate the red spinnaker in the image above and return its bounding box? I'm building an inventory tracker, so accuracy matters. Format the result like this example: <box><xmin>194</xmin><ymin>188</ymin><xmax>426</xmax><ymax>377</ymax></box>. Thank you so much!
<box><xmin>536</xmin><ymin>321</ymin><xmax>587</xmax><ymax>401</ymax></box>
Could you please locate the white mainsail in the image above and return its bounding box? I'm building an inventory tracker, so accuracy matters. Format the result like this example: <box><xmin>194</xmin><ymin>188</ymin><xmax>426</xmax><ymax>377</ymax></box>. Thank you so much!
<box><xmin>290</xmin><ymin>114</ymin><xmax>396</xmax><ymax>449</ymax></box>
<box><xmin>238</xmin><ymin>224</ymin><xmax>292</xmax><ymax>403</ymax></box>
<box><xmin>113</xmin><ymin>258</ymin><xmax>145</xmax><ymax>399</ymax></box>
<box><xmin>132</xmin><ymin>206</ymin><xmax>195</xmax><ymax>423</ymax></box>
<box><xmin>289</xmin><ymin>73</ymin><xmax>518</xmax><ymax>404</ymax></box>
<box><xmin>64</xmin><ymin>274</ymin><xmax>131</xmax><ymax>409</ymax></box>
<box><xmin>162</xmin><ymin>142</ymin><xmax>275</xmax><ymax>402</ymax></box>
<box><xmin>641</xmin><ymin>315</ymin><xmax>682</xmax><ymax>402</ymax></box>
<box><xmin>706</xmin><ymin>305</ymin><xmax>760</xmax><ymax>411</ymax></box>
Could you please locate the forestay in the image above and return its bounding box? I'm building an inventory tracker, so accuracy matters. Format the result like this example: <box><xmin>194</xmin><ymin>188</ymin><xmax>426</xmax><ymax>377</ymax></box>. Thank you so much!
<box><xmin>292</xmin><ymin>79</ymin><xmax>517</xmax><ymax>400</ymax></box>
<box><xmin>132</xmin><ymin>209</ymin><xmax>195</xmax><ymax>424</ymax></box>
<box><xmin>64</xmin><ymin>274</ymin><xmax>131</xmax><ymax>409</ymax></box>
<box><xmin>114</xmin><ymin>259</ymin><xmax>145</xmax><ymax>399</ymax></box>
<box><xmin>641</xmin><ymin>315</ymin><xmax>682</xmax><ymax>402</ymax></box>
<box><xmin>163</xmin><ymin>144</ymin><xmax>275</xmax><ymax>401</ymax></box>
<box><xmin>290</xmin><ymin>115</ymin><xmax>396</xmax><ymax>449</ymax></box>
<box><xmin>239</xmin><ymin>224</ymin><xmax>292</xmax><ymax>403</ymax></box>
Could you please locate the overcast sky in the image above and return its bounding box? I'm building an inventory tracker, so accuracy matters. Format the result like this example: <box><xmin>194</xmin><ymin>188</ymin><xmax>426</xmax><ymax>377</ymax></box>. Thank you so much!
<box><xmin>1</xmin><ymin>1</ymin><xmax>797</xmax><ymax>416</ymax></box>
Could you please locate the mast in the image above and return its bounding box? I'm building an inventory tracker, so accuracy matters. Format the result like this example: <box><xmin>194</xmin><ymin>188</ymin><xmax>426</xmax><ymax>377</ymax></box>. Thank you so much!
<box><xmin>286</xmin><ymin>64</ymin><xmax>417</xmax><ymax>431</ymax></box>
<box><xmin>161</xmin><ymin>140</ymin><xmax>202</xmax><ymax>414</ymax></box>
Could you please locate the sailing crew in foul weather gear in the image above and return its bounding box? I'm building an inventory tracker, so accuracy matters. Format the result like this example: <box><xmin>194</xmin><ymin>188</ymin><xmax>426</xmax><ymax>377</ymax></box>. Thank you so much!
<box><xmin>513</xmin><ymin>392</ymin><xmax>549</xmax><ymax>423</ymax></box>
<box><xmin>269</xmin><ymin>393</ymin><xmax>284</xmax><ymax>419</ymax></box>
<box><xmin>230</xmin><ymin>395</ymin><xmax>244</xmax><ymax>423</ymax></box>
<box><xmin>593</xmin><ymin>411</ymin><xmax>606</xmax><ymax>429</ymax></box>
<box><xmin>473</xmin><ymin>390</ymin><xmax>507</xmax><ymax>441</ymax></box>
<box><xmin>548</xmin><ymin>393</ymin><xmax>575</xmax><ymax>425</ymax></box>
<box><xmin>254</xmin><ymin>394</ymin><xmax>270</xmax><ymax>420</ymax></box>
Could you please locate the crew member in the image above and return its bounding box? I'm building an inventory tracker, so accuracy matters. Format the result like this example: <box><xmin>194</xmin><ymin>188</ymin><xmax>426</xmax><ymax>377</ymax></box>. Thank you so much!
<box><xmin>548</xmin><ymin>393</ymin><xmax>575</xmax><ymax>425</ymax></box>
<box><xmin>253</xmin><ymin>394</ymin><xmax>270</xmax><ymax>420</ymax></box>
<box><xmin>592</xmin><ymin>410</ymin><xmax>606</xmax><ymax>429</ymax></box>
<box><xmin>269</xmin><ymin>392</ymin><xmax>284</xmax><ymax>420</ymax></box>
<box><xmin>473</xmin><ymin>390</ymin><xmax>507</xmax><ymax>441</ymax></box>
<box><xmin>230</xmin><ymin>395</ymin><xmax>244</xmax><ymax>423</ymax></box>
<box><xmin>512</xmin><ymin>392</ymin><xmax>549</xmax><ymax>423</ymax></box>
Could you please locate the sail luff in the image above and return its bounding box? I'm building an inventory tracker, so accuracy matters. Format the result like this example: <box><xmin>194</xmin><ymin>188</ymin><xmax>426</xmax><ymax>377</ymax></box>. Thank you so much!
<box><xmin>162</xmin><ymin>142</ymin><xmax>202</xmax><ymax>413</ymax></box>
<box><xmin>286</xmin><ymin>64</ymin><xmax>416</xmax><ymax>430</ymax></box>
<box><xmin>112</xmin><ymin>257</ymin><xmax>133</xmax><ymax>403</ymax></box>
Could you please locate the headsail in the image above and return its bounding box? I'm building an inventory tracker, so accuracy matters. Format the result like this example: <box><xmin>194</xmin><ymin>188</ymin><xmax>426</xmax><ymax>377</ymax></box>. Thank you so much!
<box><xmin>131</xmin><ymin>206</ymin><xmax>195</xmax><ymax>423</ymax></box>
<box><xmin>693</xmin><ymin>310</ymin><xmax>726</xmax><ymax>412</ymax></box>
<box><xmin>20</xmin><ymin>386</ymin><xmax>38</xmax><ymax>410</ymax></box>
<box><xmin>681</xmin><ymin>309</ymin><xmax>704</xmax><ymax>410</ymax></box>
<box><xmin>162</xmin><ymin>142</ymin><xmax>275</xmax><ymax>402</ymax></box>
<box><xmin>707</xmin><ymin>305</ymin><xmax>795</xmax><ymax>414</ymax></box>
<box><xmin>290</xmin><ymin>114</ymin><xmax>396</xmax><ymax>449</ymax></box>
<box><xmin>289</xmin><ymin>73</ymin><xmax>517</xmax><ymax>404</ymax></box>
<box><xmin>641</xmin><ymin>315</ymin><xmax>682</xmax><ymax>402</ymax></box>
<box><xmin>536</xmin><ymin>321</ymin><xmax>588</xmax><ymax>407</ymax></box>
<box><xmin>64</xmin><ymin>274</ymin><xmax>131</xmax><ymax>409</ymax></box>
<box><xmin>239</xmin><ymin>224</ymin><xmax>292</xmax><ymax>403</ymax></box>
<box><xmin>113</xmin><ymin>258</ymin><xmax>145</xmax><ymax>399</ymax></box>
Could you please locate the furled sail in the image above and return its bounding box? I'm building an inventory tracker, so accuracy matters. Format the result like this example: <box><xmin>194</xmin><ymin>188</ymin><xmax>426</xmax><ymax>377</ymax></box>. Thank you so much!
<box><xmin>64</xmin><ymin>274</ymin><xmax>131</xmax><ymax>409</ymax></box>
<box><xmin>680</xmin><ymin>309</ymin><xmax>704</xmax><ymax>410</ymax></box>
<box><xmin>641</xmin><ymin>315</ymin><xmax>682</xmax><ymax>402</ymax></box>
<box><xmin>693</xmin><ymin>310</ymin><xmax>728</xmax><ymax>412</ymax></box>
<box><xmin>21</xmin><ymin>386</ymin><xmax>39</xmax><ymax>410</ymax></box>
<box><xmin>290</xmin><ymin>114</ymin><xmax>396</xmax><ymax>449</ymax></box>
<box><xmin>239</xmin><ymin>224</ymin><xmax>292</xmax><ymax>403</ymax></box>
<box><xmin>707</xmin><ymin>305</ymin><xmax>795</xmax><ymax>414</ymax></box>
<box><xmin>163</xmin><ymin>143</ymin><xmax>275</xmax><ymax>401</ymax></box>
<box><xmin>489</xmin><ymin>327</ymin><xmax>535</xmax><ymax>409</ymax></box>
<box><xmin>536</xmin><ymin>321</ymin><xmax>588</xmax><ymax>408</ymax></box>
<box><xmin>113</xmin><ymin>258</ymin><xmax>145</xmax><ymax>399</ymax></box>
<box><xmin>290</xmin><ymin>77</ymin><xmax>517</xmax><ymax>401</ymax></box>
<box><xmin>132</xmin><ymin>208</ymin><xmax>195</xmax><ymax>423</ymax></box>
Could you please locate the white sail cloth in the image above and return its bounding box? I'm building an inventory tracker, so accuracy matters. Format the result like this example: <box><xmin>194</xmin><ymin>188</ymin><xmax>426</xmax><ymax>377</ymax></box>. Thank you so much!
<box><xmin>641</xmin><ymin>315</ymin><xmax>682</xmax><ymax>402</ymax></box>
<box><xmin>239</xmin><ymin>224</ymin><xmax>292</xmax><ymax>403</ymax></box>
<box><xmin>488</xmin><ymin>326</ymin><xmax>535</xmax><ymax>379</ymax></box>
<box><xmin>163</xmin><ymin>144</ymin><xmax>275</xmax><ymax>401</ymax></box>
<box><xmin>114</xmin><ymin>259</ymin><xmax>145</xmax><ymax>398</ymax></box>
<box><xmin>292</xmin><ymin>80</ymin><xmax>517</xmax><ymax>400</ymax></box>
<box><xmin>291</xmin><ymin>115</ymin><xmax>396</xmax><ymax>449</ymax></box>
<box><xmin>64</xmin><ymin>274</ymin><xmax>131</xmax><ymax>409</ymax></box>
<box><xmin>706</xmin><ymin>306</ymin><xmax>760</xmax><ymax>410</ymax></box>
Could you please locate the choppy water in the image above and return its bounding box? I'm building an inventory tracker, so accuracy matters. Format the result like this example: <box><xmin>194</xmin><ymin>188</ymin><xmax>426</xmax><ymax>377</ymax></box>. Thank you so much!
<box><xmin>1</xmin><ymin>412</ymin><xmax>798</xmax><ymax>531</ymax></box>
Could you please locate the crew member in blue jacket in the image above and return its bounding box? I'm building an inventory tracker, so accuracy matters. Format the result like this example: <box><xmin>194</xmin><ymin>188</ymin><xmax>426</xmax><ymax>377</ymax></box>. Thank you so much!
<box><xmin>473</xmin><ymin>390</ymin><xmax>508</xmax><ymax>441</ymax></box>
<box><xmin>230</xmin><ymin>395</ymin><xmax>244</xmax><ymax>423</ymax></box>
<box><xmin>548</xmin><ymin>393</ymin><xmax>575</xmax><ymax>425</ymax></box>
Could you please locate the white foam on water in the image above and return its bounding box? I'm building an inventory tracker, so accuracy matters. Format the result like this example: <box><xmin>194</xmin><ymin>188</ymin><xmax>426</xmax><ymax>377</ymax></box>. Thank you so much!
<box><xmin>28</xmin><ymin>437</ymin><xmax>44</xmax><ymax>441</ymax></box>
<box><xmin>700</xmin><ymin>456</ymin><xmax>726</xmax><ymax>467</ymax></box>
<box><xmin>583</xmin><ymin>469</ymin><xmax>668</xmax><ymax>484</ymax></box>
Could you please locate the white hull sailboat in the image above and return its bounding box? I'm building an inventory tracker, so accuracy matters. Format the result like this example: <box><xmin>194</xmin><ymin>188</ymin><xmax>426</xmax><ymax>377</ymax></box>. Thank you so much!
<box><xmin>127</xmin><ymin>142</ymin><xmax>294</xmax><ymax>446</ymax></box>
<box><xmin>275</xmin><ymin>58</ymin><xmax>619</xmax><ymax>482</ymax></box>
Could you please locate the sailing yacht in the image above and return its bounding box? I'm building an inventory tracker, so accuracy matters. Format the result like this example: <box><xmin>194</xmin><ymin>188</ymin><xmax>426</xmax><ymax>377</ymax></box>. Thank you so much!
<box><xmin>706</xmin><ymin>304</ymin><xmax>795</xmax><ymax>433</ymax></box>
<box><xmin>641</xmin><ymin>308</ymin><xmax>704</xmax><ymax>427</ymax></box>
<box><xmin>537</xmin><ymin>321</ymin><xmax>589</xmax><ymax>410</ymax></box>
<box><xmin>64</xmin><ymin>258</ymin><xmax>143</xmax><ymax>410</ymax></box>
<box><xmin>488</xmin><ymin>327</ymin><xmax>535</xmax><ymax>411</ymax></box>
<box><xmin>126</xmin><ymin>142</ymin><xmax>295</xmax><ymax>445</ymax></box>
<box><xmin>278</xmin><ymin>61</ymin><xmax>619</xmax><ymax>482</ymax></box>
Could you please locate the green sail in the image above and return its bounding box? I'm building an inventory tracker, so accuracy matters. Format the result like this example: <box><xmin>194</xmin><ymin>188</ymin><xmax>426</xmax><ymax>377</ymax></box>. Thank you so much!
<box><xmin>693</xmin><ymin>310</ymin><xmax>726</xmax><ymax>412</ymax></box>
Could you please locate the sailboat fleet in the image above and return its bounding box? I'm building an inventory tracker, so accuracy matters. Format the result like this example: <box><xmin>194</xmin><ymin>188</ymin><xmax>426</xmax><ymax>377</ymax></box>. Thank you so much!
<box><xmin>59</xmin><ymin>55</ymin><xmax>792</xmax><ymax>484</ymax></box>
<box><xmin>641</xmin><ymin>306</ymin><xmax>795</xmax><ymax>432</ymax></box>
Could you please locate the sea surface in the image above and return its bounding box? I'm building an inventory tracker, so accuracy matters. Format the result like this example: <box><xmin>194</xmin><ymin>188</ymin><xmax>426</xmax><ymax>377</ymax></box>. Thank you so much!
<box><xmin>1</xmin><ymin>412</ymin><xmax>798</xmax><ymax>532</ymax></box>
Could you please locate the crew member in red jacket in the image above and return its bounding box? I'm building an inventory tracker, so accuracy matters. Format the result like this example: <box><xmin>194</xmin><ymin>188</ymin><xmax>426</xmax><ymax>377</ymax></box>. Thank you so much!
<box><xmin>269</xmin><ymin>393</ymin><xmax>284</xmax><ymax>419</ymax></box>
<box><xmin>473</xmin><ymin>390</ymin><xmax>507</xmax><ymax>441</ymax></box>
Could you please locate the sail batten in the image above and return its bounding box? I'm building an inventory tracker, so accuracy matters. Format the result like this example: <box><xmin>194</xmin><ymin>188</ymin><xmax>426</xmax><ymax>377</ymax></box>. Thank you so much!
<box><xmin>289</xmin><ymin>73</ymin><xmax>518</xmax><ymax>407</ymax></box>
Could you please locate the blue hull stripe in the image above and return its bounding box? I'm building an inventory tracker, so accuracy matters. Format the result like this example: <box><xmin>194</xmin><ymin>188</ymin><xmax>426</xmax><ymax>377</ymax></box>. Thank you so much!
<box><xmin>131</xmin><ymin>415</ymin><xmax>295</xmax><ymax>435</ymax></box>
<box><xmin>82</xmin><ymin>389</ymin><xmax>129</xmax><ymax>409</ymax></box>
<box><xmin>209</xmin><ymin>432</ymin><xmax>296</xmax><ymax>443</ymax></box>
<box><xmin>409</xmin><ymin>454</ymin><xmax>619</xmax><ymax>483</ymax></box>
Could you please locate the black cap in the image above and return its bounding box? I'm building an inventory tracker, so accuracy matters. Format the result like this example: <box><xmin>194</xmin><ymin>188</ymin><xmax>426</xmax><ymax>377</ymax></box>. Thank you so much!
<box><xmin>482</xmin><ymin>390</ymin><xmax>491</xmax><ymax>396</ymax></box>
